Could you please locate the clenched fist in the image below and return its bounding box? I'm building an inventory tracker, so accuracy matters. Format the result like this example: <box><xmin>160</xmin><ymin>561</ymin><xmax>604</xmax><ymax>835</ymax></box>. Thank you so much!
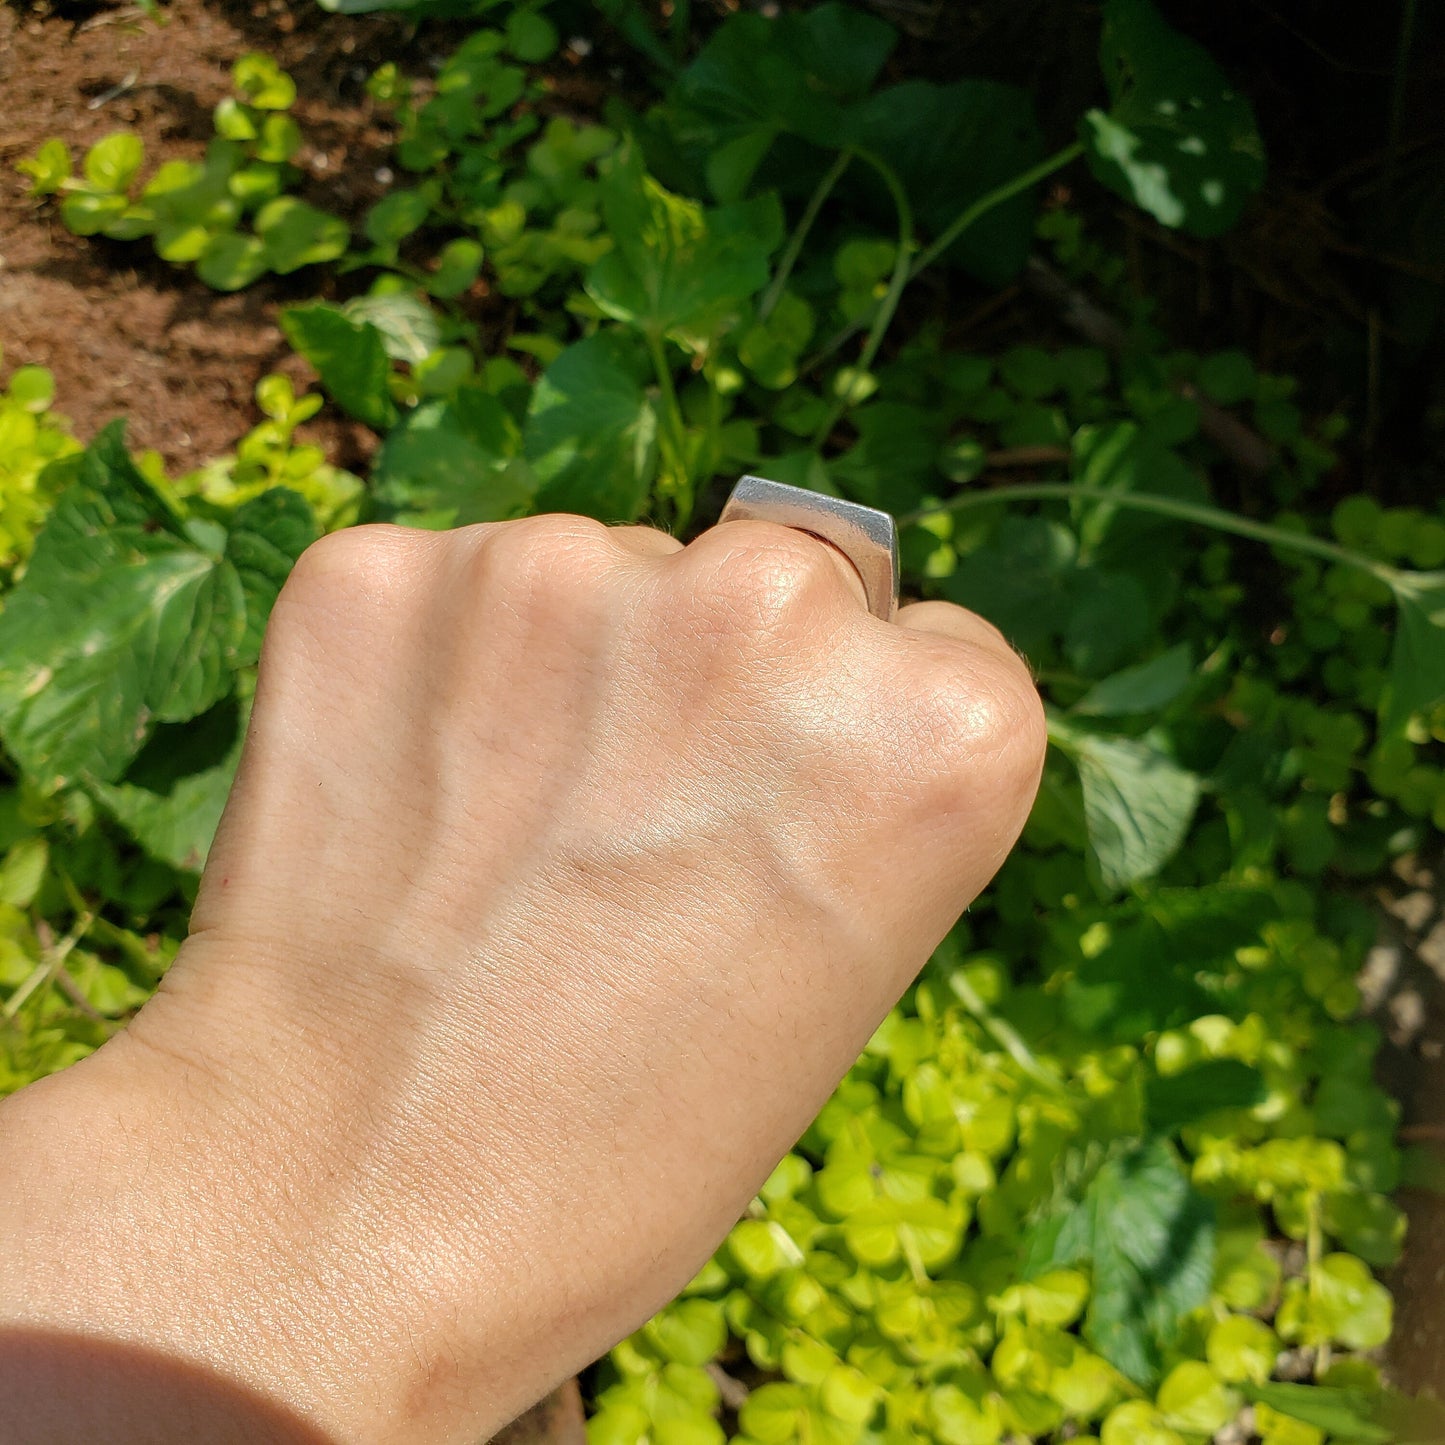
<box><xmin>0</xmin><ymin>514</ymin><xmax>1044</xmax><ymax>1445</ymax></box>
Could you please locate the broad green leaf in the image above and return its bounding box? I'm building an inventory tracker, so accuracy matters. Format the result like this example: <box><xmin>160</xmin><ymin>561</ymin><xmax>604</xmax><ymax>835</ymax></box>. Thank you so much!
<box><xmin>523</xmin><ymin>333</ymin><xmax>658</xmax><ymax>522</ymax></box>
<box><xmin>1082</xmin><ymin>0</ymin><xmax>1265</xmax><ymax>237</ymax></box>
<box><xmin>586</xmin><ymin>147</ymin><xmax>782</xmax><ymax>348</ymax></box>
<box><xmin>90</xmin><ymin>697</ymin><xmax>247</xmax><ymax>872</ymax></box>
<box><xmin>83</xmin><ymin>132</ymin><xmax>144</xmax><ymax>193</ymax></box>
<box><xmin>944</xmin><ymin>516</ymin><xmax>1078</xmax><ymax>658</ymax></box>
<box><xmin>673</xmin><ymin>2</ymin><xmax>895</xmax><ymax>180</ymax></box>
<box><xmin>364</xmin><ymin>186</ymin><xmax>436</xmax><ymax>249</ymax></box>
<box><xmin>281</xmin><ymin>304</ymin><xmax>398</xmax><ymax>431</ymax></box>
<box><xmin>1025</xmin><ymin>1138</ymin><xmax>1215</xmax><ymax>1386</ymax></box>
<box><xmin>0</xmin><ymin>425</ymin><xmax>313</xmax><ymax>791</ymax></box>
<box><xmin>0</xmin><ymin>836</ymin><xmax>48</xmax><ymax>909</ymax></box>
<box><xmin>343</xmin><ymin>289</ymin><xmax>442</xmax><ymax>365</ymax></box>
<box><xmin>371</xmin><ymin>395</ymin><xmax>527</xmax><ymax>529</ymax></box>
<box><xmin>844</xmin><ymin>81</ymin><xmax>1044</xmax><ymax>285</ymax></box>
<box><xmin>1074</xmin><ymin>645</ymin><xmax>1192</xmax><ymax>716</ymax></box>
<box><xmin>505</xmin><ymin>8</ymin><xmax>558</xmax><ymax>62</ymax></box>
<box><xmin>195</xmin><ymin>231</ymin><xmax>268</xmax><ymax>291</ymax></box>
<box><xmin>1380</xmin><ymin>569</ymin><xmax>1445</xmax><ymax>734</ymax></box>
<box><xmin>255</xmin><ymin>198</ymin><xmax>350</xmax><ymax>274</ymax></box>
<box><xmin>1050</xmin><ymin>719</ymin><xmax>1202</xmax><ymax>890</ymax></box>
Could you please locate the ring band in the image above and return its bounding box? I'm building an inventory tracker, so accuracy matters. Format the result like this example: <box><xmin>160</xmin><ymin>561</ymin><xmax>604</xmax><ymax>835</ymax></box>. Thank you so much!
<box><xmin>716</xmin><ymin>476</ymin><xmax>900</xmax><ymax>622</ymax></box>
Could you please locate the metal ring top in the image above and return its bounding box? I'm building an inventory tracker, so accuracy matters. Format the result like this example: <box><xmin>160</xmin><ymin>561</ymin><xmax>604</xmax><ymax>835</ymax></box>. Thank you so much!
<box><xmin>716</xmin><ymin>475</ymin><xmax>900</xmax><ymax>622</ymax></box>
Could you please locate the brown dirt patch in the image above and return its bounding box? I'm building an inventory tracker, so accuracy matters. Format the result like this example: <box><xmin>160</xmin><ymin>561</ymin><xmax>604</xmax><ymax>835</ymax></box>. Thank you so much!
<box><xmin>0</xmin><ymin>0</ymin><xmax>422</xmax><ymax>473</ymax></box>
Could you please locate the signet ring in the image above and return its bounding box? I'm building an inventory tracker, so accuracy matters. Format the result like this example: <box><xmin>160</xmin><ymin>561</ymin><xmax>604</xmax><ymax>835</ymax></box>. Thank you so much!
<box><xmin>715</xmin><ymin>475</ymin><xmax>900</xmax><ymax>623</ymax></box>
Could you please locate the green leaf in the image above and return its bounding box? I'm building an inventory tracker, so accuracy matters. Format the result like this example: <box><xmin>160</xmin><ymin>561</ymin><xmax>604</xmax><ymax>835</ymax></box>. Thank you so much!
<box><xmin>195</xmin><ymin>231</ymin><xmax>268</xmax><ymax>291</ymax></box>
<box><xmin>364</xmin><ymin>186</ymin><xmax>436</xmax><ymax>249</ymax></box>
<box><xmin>1156</xmin><ymin>1361</ymin><xmax>1238</xmax><ymax>1435</ymax></box>
<box><xmin>1146</xmin><ymin>1058</ymin><xmax>1265</xmax><ymax>1131</ymax></box>
<box><xmin>280</xmin><ymin>304</ymin><xmax>398</xmax><ymax>431</ymax></box>
<box><xmin>1206</xmin><ymin>1316</ymin><xmax>1278</xmax><ymax>1387</ymax></box>
<box><xmin>252</xmin><ymin>113</ymin><xmax>303</xmax><ymax>165</ymax></box>
<box><xmin>83</xmin><ymin>132</ymin><xmax>145</xmax><ymax>193</ymax></box>
<box><xmin>232</xmin><ymin>52</ymin><xmax>297</xmax><ymax>110</ymax></box>
<box><xmin>1074</xmin><ymin>645</ymin><xmax>1192</xmax><ymax>716</ymax></box>
<box><xmin>255</xmin><ymin>198</ymin><xmax>350</xmax><ymax>274</ymax></box>
<box><xmin>1083</xmin><ymin>0</ymin><xmax>1265</xmax><ymax>237</ymax></box>
<box><xmin>505</xmin><ymin>8</ymin><xmax>558</xmax><ymax>62</ymax></box>
<box><xmin>90</xmin><ymin>698</ymin><xmax>247</xmax><ymax>872</ymax></box>
<box><xmin>213</xmin><ymin>97</ymin><xmax>258</xmax><ymax>141</ymax></box>
<box><xmin>0</xmin><ymin>836</ymin><xmax>48</xmax><ymax>909</ymax></box>
<box><xmin>674</xmin><ymin>2</ymin><xmax>895</xmax><ymax>167</ymax></box>
<box><xmin>1277</xmin><ymin>1254</ymin><xmax>1393</xmax><ymax>1351</ymax></box>
<box><xmin>342</xmin><ymin>289</ymin><xmax>442</xmax><ymax>365</ymax></box>
<box><xmin>1050</xmin><ymin>719</ymin><xmax>1202</xmax><ymax>890</ymax></box>
<box><xmin>1246</xmin><ymin>1384</ymin><xmax>1393</xmax><ymax>1444</ymax></box>
<box><xmin>523</xmin><ymin>333</ymin><xmax>658</xmax><ymax>522</ymax></box>
<box><xmin>844</xmin><ymin>81</ymin><xmax>1044</xmax><ymax>285</ymax></box>
<box><xmin>1381</xmin><ymin>570</ymin><xmax>1445</xmax><ymax>734</ymax></box>
<box><xmin>642</xmin><ymin>1298</ymin><xmax>727</xmax><ymax>1368</ymax></box>
<box><xmin>428</xmin><ymin>237</ymin><xmax>485</xmax><ymax>298</ymax></box>
<box><xmin>0</xmin><ymin>426</ymin><xmax>312</xmax><ymax>792</ymax></box>
<box><xmin>586</xmin><ymin>146</ymin><xmax>783</xmax><ymax>348</ymax></box>
<box><xmin>60</xmin><ymin>191</ymin><xmax>129</xmax><ymax>237</ymax></box>
<box><xmin>1025</xmin><ymin>1138</ymin><xmax>1215</xmax><ymax>1387</ymax></box>
<box><xmin>371</xmin><ymin>395</ymin><xmax>528</xmax><ymax>528</ymax></box>
<box><xmin>17</xmin><ymin>138</ymin><xmax>71</xmax><ymax>196</ymax></box>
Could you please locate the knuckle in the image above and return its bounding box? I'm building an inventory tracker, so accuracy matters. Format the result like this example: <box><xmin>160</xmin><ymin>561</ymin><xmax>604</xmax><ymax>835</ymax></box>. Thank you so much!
<box><xmin>282</xmin><ymin>524</ymin><xmax>428</xmax><ymax>611</ymax></box>
<box><xmin>468</xmin><ymin>513</ymin><xmax>618</xmax><ymax>594</ymax></box>
<box><xmin>907</xmin><ymin>648</ymin><xmax>1047</xmax><ymax>801</ymax></box>
<box><xmin>685</xmin><ymin>523</ymin><xmax>846</xmax><ymax>639</ymax></box>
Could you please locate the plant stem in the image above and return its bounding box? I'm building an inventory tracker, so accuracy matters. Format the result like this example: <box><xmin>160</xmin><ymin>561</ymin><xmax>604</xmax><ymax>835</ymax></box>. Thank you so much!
<box><xmin>948</xmin><ymin>969</ymin><xmax>1068</xmax><ymax>1095</ymax></box>
<box><xmin>804</xmin><ymin>139</ymin><xmax>1085</xmax><ymax>373</ymax></box>
<box><xmin>900</xmin><ymin>483</ymin><xmax>1400</xmax><ymax>588</ymax></box>
<box><xmin>810</xmin><ymin>149</ymin><xmax>916</xmax><ymax>449</ymax></box>
<box><xmin>2</xmin><ymin>911</ymin><xmax>93</xmax><ymax>1021</ymax></box>
<box><xmin>758</xmin><ymin>150</ymin><xmax>854</xmax><ymax>324</ymax></box>
<box><xmin>670</xmin><ymin>0</ymin><xmax>691</xmax><ymax>63</ymax></box>
<box><xmin>645</xmin><ymin>330</ymin><xmax>692</xmax><ymax>523</ymax></box>
<box><xmin>911</xmin><ymin>140</ymin><xmax>1084</xmax><ymax>279</ymax></box>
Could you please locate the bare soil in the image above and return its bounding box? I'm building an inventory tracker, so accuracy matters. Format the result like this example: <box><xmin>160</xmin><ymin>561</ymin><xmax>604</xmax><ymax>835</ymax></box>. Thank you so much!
<box><xmin>0</xmin><ymin>0</ymin><xmax>417</xmax><ymax>473</ymax></box>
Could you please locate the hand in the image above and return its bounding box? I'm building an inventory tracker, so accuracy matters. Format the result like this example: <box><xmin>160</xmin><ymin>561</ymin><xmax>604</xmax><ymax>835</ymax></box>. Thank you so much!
<box><xmin>0</xmin><ymin>514</ymin><xmax>1045</xmax><ymax>1445</ymax></box>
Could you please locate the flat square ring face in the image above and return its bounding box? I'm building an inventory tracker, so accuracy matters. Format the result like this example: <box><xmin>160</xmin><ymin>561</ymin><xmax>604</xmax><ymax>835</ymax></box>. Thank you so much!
<box><xmin>716</xmin><ymin>475</ymin><xmax>901</xmax><ymax>622</ymax></box>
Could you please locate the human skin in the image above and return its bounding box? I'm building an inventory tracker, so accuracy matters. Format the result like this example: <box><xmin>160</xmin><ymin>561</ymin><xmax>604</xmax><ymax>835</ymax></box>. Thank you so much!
<box><xmin>0</xmin><ymin>514</ymin><xmax>1045</xmax><ymax>1445</ymax></box>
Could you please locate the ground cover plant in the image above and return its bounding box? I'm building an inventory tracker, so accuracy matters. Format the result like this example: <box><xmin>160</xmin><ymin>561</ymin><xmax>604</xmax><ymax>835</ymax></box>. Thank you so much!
<box><xmin>6</xmin><ymin>0</ymin><xmax>1445</xmax><ymax>1440</ymax></box>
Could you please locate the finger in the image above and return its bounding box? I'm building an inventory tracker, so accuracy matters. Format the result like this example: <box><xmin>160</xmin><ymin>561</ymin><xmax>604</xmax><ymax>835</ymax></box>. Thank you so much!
<box><xmin>686</xmin><ymin>519</ymin><xmax>871</xmax><ymax>612</ymax></box>
<box><xmin>608</xmin><ymin>524</ymin><xmax>684</xmax><ymax>558</ymax></box>
<box><xmin>895</xmin><ymin>599</ymin><xmax>1029</xmax><ymax>668</ymax></box>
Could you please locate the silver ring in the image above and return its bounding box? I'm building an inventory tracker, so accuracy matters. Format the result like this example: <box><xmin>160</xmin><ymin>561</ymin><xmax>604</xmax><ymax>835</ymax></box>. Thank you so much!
<box><xmin>716</xmin><ymin>475</ymin><xmax>900</xmax><ymax>622</ymax></box>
